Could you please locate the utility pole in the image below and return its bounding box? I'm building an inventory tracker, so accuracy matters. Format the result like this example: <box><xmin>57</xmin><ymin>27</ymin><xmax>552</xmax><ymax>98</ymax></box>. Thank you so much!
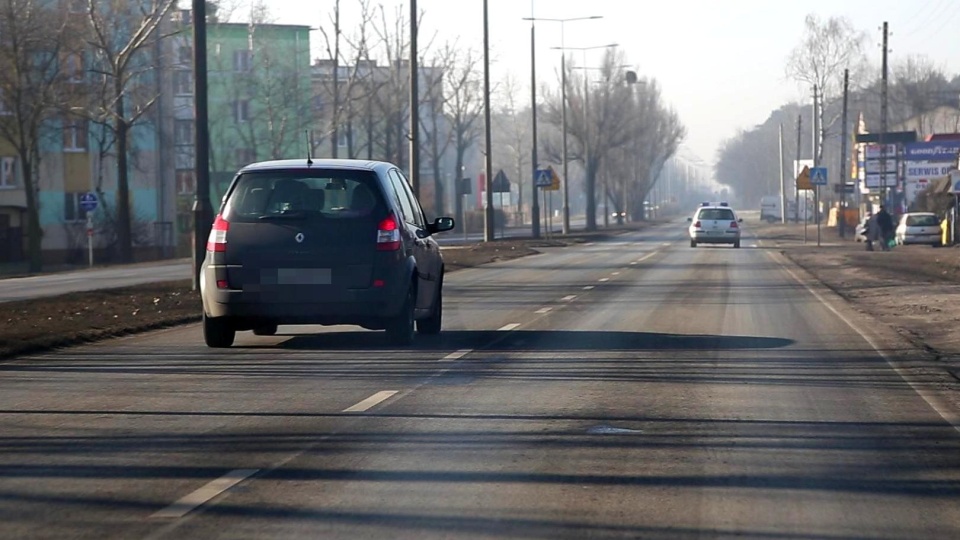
<box><xmin>813</xmin><ymin>84</ymin><xmax>819</xmax><ymax>247</ymax></box>
<box><xmin>330</xmin><ymin>2</ymin><xmax>340</xmax><ymax>159</ymax></box>
<box><xmin>482</xmin><ymin>0</ymin><xmax>494</xmax><ymax>241</ymax></box>
<box><xmin>409</xmin><ymin>0</ymin><xmax>420</xmax><ymax>197</ymax></box>
<box><xmin>880</xmin><ymin>21</ymin><xmax>889</xmax><ymax>207</ymax></box>
<box><xmin>840</xmin><ymin>68</ymin><xmax>849</xmax><ymax>238</ymax></box>
<box><xmin>583</xmin><ymin>52</ymin><xmax>591</xmax><ymax>230</ymax></box>
<box><xmin>795</xmin><ymin>115</ymin><xmax>801</xmax><ymax>224</ymax></box>
<box><xmin>529</xmin><ymin>15</ymin><xmax>540</xmax><ymax>238</ymax></box>
<box><xmin>779</xmin><ymin>123</ymin><xmax>785</xmax><ymax>223</ymax></box>
<box><xmin>191</xmin><ymin>0</ymin><xmax>211</xmax><ymax>291</ymax></box>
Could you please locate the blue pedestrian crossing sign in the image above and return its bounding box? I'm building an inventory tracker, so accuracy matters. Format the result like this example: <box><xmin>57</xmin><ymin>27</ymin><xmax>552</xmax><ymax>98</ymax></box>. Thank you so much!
<box><xmin>535</xmin><ymin>168</ymin><xmax>552</xmax><ymax>188</ymax></box>
<box><xmin>810</xmin><ymin>167</ymin><xmax>828</xmax><ymax>186</ymax></box>
<box><xmin>79</xmin><ymin>192</ymin><xmax>98</xmax><ymax>212</ymax></box>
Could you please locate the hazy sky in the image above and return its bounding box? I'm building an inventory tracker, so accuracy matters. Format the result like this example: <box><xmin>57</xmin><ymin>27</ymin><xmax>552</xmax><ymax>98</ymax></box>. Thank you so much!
<box><xmin>259</xmin><ymin>0</ymin><xmax>960</xmax><ymax>168</ymax></box>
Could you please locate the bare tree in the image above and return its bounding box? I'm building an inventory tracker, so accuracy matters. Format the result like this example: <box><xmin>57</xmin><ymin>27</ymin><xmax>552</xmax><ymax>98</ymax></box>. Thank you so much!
<box><xmin>82</xmin><ymin>0</ymin><xmax>176</xmax><ymax>263</ymax></box>
<box><xmin>0</xmin><ymin>0</ymin><xmax>84</xmax><ymax>271</ymax></box>
<box><xmin>786</xmin><ymin>14</ymin><xmax>867</xmax><ymax>164</ymax></box>
<box><xmin>540</xmin><ymin>50</ymin><xmax>684</xmax><ymax>228</ymax></box>
<box><xmin>444</xmin><ymin>46</ymin><xmax>483</xmax><ymax>229</ymax></box>
<box><xmin>369</xmin><ymin>4</ymin><xmax>413</xmax><ymax>169</ymax></box>
<box><xmin>492</xmin><ymin>73</ymin><xmax>530</xmax><ymax>221</ymax></box>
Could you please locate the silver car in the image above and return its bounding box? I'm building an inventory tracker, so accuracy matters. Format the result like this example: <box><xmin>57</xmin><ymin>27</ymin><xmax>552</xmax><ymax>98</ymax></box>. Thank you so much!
<box><xmin>688</xmin><ymin>203</ymin><xmax>742</xmax><ymax>248</ymax></box>
<box><xmin>895</xmin><ymin>212</ymin><xmax>941</xmax><ymax>247</ymax></box>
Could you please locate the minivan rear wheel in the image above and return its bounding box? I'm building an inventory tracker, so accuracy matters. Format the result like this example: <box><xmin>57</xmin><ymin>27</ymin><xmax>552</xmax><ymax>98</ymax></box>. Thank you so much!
<box><xmin>386</xmin><ymin>288</ymin><xmax>415</xmax><ymax>346</ymax></box>
<box><xmin>203</xmin><ymin>313</ymin><xmax>236</xmax><ymax>348</ymax></box>
<box><xmin>417</xmin><ymin>283</ymin><xmax>443</xmax><ymax>335</ymax></box>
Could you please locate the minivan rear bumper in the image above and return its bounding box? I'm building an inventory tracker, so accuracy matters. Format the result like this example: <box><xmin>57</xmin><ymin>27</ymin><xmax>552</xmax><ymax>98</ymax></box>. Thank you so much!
<box><xmin>200</xmin><ymin>261</ymin><xmax>409</xmax><ymax>326</ymax></box>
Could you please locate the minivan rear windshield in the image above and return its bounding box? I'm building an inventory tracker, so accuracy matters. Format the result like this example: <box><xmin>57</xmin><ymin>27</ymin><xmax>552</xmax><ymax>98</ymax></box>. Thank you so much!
<box><xmin>222</xmin><ymin>169</ymin><xmax>384</xmax><ymax>222</ymax></box>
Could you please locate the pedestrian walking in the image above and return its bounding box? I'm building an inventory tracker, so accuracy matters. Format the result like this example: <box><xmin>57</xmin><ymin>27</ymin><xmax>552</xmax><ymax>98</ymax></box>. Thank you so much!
<box><xmin>876</xmin><ymin>205</ymin><xmax>894</xmax><ymax>251</ymax></box>
<box><xmin>864</xmin><ymin>212</ymin><xmax>877</xmax><ymax>251</ymax></box>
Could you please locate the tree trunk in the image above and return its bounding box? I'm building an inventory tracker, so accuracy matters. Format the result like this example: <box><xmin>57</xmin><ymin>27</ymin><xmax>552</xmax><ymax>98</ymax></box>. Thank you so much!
<box><xmin>454</xmin><ymin>145</ymin><xmax>465</xmax><ymax>233</ymax></box>
<box><xmin>430</xmin><ymin>112</ymin><xmax>443</xmax><ymax>216</ymax></box>
<box><xmin>585</xmin><ymin>157</ymin><xmax>600</xmax><ymax>231</ymax></box>
<box><xmin>116</xmin><ymin>90</ymin><xmax>133</xmax><ymax>263</ymax></box>
<box><xmin>21</xmin><ymin>154</ymin><xmax>42</xmax><ymax>272</ymax></box>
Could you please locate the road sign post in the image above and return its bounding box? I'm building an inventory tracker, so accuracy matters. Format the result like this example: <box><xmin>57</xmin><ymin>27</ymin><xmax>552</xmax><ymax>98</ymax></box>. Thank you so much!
<box><xmin>86</xmin><ymin>215</ymin><xmax>94</xmax><ymax>268</ymax></box>
<box><xmin>79</xmin><ymin>193</ymin><xmax>98</xmax><ymax>268</ymax></box>
<box><xmin>810</xmin><ymin>168</ymin><xmax>828</xmax><ymax>247</ymax></box>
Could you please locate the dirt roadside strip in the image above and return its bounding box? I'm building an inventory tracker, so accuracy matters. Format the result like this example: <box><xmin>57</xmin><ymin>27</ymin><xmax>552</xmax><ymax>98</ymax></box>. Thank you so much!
<box><xmin>0</xmin><ymin>227</ymin><xmax>641</xmax><ymax>360</ymax></box>
<box><xmin>751</xmin><ymin>219</ymin><xmax>960</xmax><ymax>383</ymax></box>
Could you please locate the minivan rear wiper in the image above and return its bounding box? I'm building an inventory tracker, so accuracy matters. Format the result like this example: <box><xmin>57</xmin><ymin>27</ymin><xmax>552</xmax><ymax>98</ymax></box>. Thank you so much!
<box><xmin>259</xmin><ymin>211</ymin><xmax>307</xmax><ymax>221</ymax></box>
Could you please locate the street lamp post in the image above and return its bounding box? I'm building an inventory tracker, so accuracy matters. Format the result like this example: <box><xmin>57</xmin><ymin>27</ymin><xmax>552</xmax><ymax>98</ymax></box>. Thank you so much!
<box><xmin>523</xmin><ymin>15</ymin><xmax>602</xmax><ymax>236</ymax></box>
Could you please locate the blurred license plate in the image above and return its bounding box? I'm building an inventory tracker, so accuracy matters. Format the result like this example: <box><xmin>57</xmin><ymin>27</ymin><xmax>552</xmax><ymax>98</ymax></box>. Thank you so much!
<box><xmin>271</xmin><ymin>268</ymin><xmax>331</xmax><ymax>285</ymax></box>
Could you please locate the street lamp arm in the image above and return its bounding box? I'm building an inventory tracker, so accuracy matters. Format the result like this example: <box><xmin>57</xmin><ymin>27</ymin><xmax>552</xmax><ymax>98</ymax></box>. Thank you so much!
<box><xmin>523</xmin><ymin>15</ymin><xmax>602</xmax><ymax>22</ymax></box>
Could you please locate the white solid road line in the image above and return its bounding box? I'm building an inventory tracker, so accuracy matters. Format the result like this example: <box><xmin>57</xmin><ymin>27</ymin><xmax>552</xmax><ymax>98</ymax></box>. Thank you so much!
<box><xmin>343</xmin><ymin>390</ymin><xmax>399</xmax><ymax>413</ymax></box>
<box><xmin>151</xmin><ymin>469</ymin><xmax>259</xmax><ymax>519</ymax></box>
<box><xmin>441</xmin><ymin>349</ymin><xmax>472</xmax><ymax>362</ymax></box>
<box><xmin>774</xmin><ymin>252</ymin><xmax>960</xmax><ymax>435</ymax></box>
<box><xmin>561</xmin><ymin>295</ymin><xmax>577</xmax><ymax>301</ymax></box>
<box><xmin>498</xmin><ymin>323</ymin><xmax>521</xmax><ymax>331</ymax></box>
<box><xmin>535</xmin><ymin>307</ymin><xmax>552</xmax><ymax>314</ymax></box>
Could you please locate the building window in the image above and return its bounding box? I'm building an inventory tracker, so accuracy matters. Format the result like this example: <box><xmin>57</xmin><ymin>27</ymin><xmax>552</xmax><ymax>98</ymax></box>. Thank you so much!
<box><xmin>338</xmin><ymin>129</ymin><xmax>348</xmax><ymax>148</ymax></box>
<box><xmin>174</xmin><ymin>120</ymin><xmax>194</xmax><ymax>146</ymax></box>
<box><xmin>173</xmin><ymin>70</ymin><xmax>193</xmax><ymax>95</ymax></box>
<box><xmin>0</xmin><ymin>157</ymin><xmax>15</xmax><ymax>189</ymax></box>
<box><xmin>233</xmin><ymin>49</ymin><xmax>251</xmax><ymax>72</ymax></box>
<box><xmin>235</xmin><ymin>148</ymin><xmax>255</xmax><ymax>165</ymax></box>
<box><xmin>176</xmin><ymin>169</ymin><xmax>195</xmax><ymax>195</ymax></box>
<box><xmin>178</xmin><ymin>45</ymin><xmax>192</xmax><ymax>66</ymax></box>
<box><xmin>232</xmin><ymin>100</ymin><xmax>249</xmax><ymax>123</ymax></box>
<box><xmin>64</xmin><ymin>192</ymin><xmax>90</xmax><ymax>221</ymax></box>
<box><xmin>311</xmin><ymin>95</ymin><xmax>323</xmax><ymax>112</ymax></box>
<box><xmin>0</xmin><ymin>94</ymin><xmax>11</xmax><ymax>116</ymax></box>
<box><xmin>62</xmin><ymin>52</ymin><xmax>84</xmax><ymax>83</ymax></box>
<box><xmin>63</xmin><ymin>117</ymin><xmax>88</xmax><ymax>152</ymax></box>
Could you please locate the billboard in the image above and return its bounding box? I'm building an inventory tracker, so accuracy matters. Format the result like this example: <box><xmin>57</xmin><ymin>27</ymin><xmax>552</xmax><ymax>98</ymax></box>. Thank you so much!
<box><xmin>903</xmin><ymin>142</ymin><xmax>960</xmax><ymax>205</ymax></box>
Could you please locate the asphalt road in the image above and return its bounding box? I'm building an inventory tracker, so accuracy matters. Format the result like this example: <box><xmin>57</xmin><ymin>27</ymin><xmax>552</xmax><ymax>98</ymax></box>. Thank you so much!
<box><xmin>1</xmin><ymin>223</ymin><xmax>959</xmax><ymax>539</ymax></box>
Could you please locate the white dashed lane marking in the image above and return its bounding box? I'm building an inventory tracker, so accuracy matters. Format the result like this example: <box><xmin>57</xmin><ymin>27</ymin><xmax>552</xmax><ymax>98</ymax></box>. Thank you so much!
<box><xmin>343</xmin><ymin>391</ymin><xmax>399</xmax><ymax>413</ymax></box>
<box><xmin>151</xmin><ymin>469</ymin><xmax>260</xmax><ymax>519</ymax></box>
<box><xmin>498</xmin><ymin>323</ymin><xmax>521</xmax><ymax>331</ymax></box>
<box><xmin>561</xmin><ymin>295</ymin><xmax>577</xmax><ymax>301</ymax></box>
<box><xmin>535</xmin><ymin>307</ymin><xmax>552</xmax><ymax>314</ymax></box>
<box><xmin>441</xmin><ymin>349</ymin><xmax>472</xmax><ymax>362</ymax></box>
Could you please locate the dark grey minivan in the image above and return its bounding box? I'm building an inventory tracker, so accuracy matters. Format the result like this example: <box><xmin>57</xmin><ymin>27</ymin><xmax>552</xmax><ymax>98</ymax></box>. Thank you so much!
<box><xmin>200</xmin><ymin>159</ymin><xmax>454</xmax><ymax>348</ymax></box>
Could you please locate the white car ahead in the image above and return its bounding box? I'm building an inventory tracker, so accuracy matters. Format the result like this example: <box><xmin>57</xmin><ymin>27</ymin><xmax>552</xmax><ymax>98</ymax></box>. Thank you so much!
<box><xmin>688</xmin><ymin>203</ymin><xmax>742</xmax><ymax>248</ymax></box>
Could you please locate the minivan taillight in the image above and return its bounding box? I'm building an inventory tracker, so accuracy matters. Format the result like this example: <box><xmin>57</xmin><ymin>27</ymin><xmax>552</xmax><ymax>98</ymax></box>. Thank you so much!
<box><xmin>377</xmin><ymin>214</ymin><xmax>401</xmax><ymax>251</ymax></box>
<box><xmin>206</xmin><ymin>214</ymin><xmax>229</xmax><ymax>252</ymax></box>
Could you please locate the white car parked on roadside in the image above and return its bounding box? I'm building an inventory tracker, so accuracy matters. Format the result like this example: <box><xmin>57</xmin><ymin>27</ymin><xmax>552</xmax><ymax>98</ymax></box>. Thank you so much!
<box><xmin>895</xmin><ymin>212</ymin><xmax>941</xmax><ymax>247</ymax></box>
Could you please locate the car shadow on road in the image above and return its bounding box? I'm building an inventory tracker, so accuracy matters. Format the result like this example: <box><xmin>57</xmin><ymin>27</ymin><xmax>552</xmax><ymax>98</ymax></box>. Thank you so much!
<box><xmin>264</xmin><ymin>330</ymin><xmax>794</xmax><ymax>352</ymax></box>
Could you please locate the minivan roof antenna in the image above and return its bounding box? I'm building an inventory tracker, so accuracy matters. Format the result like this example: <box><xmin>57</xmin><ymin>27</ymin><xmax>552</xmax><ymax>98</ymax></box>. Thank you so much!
<box><xmin>305</xmin><ymin>130</ymin><xmax>313</xmax><ymax>166</ymax></box>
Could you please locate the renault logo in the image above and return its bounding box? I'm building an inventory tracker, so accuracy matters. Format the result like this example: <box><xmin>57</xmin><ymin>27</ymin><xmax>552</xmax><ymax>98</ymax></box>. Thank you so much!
<box><xmin>295</xmin><ymin>232</ymin><xmax>305</xmax><ymax>243</ymax></box>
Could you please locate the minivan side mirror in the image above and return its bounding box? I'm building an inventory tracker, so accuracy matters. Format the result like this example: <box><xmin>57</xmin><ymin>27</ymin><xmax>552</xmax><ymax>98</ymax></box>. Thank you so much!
<box><xmin>427</xmin><ymin>216</ymin><xmax>455</xmax><ymax>234</ymax></box>
<box><xmin>687</xmin><ymin>217</ymin><xmax>693</xmax><ymax>222</ymax></box>
<box><xmin>738</xmin><ymin>218</ymin><xmax>743</xmax><ymax>223</ymax></box>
